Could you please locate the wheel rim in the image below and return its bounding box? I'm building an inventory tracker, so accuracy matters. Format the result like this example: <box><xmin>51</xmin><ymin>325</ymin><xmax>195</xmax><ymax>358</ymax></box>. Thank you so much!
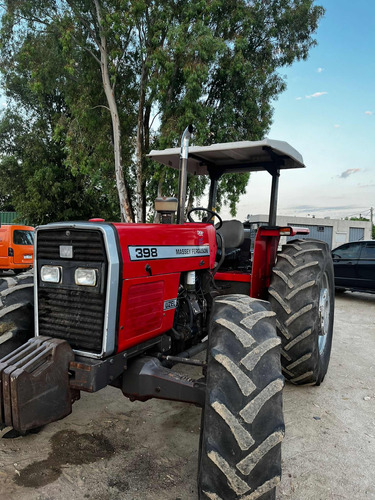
<box><xmin>318</xmin><ymin>272</ymin><xmax>331</xmax><ymax>354</ymax></box>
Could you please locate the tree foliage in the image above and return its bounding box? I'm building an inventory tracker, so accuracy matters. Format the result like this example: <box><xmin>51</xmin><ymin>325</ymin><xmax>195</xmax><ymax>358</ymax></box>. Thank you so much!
<box><xmin>0</xmin><ymin>0</ymin><xmax>324</xmax><ymax>224</ymax></box>
<box><xmin>0</xmin><ymin>109</ymin><xmax>118</xmax><ymax>225</ymax></box>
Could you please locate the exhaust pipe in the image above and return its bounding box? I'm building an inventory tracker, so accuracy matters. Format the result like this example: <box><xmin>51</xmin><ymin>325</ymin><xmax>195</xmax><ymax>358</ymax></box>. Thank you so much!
<box><xmin>177</xmin><ymin>125</ymin><xmax>193</xmax><ymax>224</ymax></box>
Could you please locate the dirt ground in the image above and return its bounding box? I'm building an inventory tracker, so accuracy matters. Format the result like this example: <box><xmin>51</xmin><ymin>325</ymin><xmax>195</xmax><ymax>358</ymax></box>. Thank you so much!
<box><xmin>0</xmin><ymin>291</ymin><xmax>374</xmax><ymax>500</ymax></box>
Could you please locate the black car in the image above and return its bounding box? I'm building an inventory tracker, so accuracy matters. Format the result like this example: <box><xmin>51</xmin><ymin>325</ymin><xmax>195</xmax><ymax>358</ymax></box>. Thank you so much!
<box><xmin>332</xmin><ymin>240</ymin><xmax>375</xmax><ymax>293</ymax></box>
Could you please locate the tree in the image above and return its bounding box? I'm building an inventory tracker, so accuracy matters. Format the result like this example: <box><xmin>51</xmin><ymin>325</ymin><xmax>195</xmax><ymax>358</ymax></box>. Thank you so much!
<box><xmin>0</xmin><ymin>107</ymin><xmax>118</xmax><ymax>225</ymax></box>
<box><xmin>0</xmin><ymin>17</ymin><xmax>120</xmax><ymax>224</ymax></box>
<box><xmin>0</xmin><ymin>1</ymin><xmax>324</xmax><ymax>223</ymax></box>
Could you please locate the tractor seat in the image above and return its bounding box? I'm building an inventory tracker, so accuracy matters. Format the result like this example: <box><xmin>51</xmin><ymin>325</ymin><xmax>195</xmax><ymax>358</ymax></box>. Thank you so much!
<box><xmin>215</xmin><ymin>220</ymin><xmax>245</xmax><ymax>262</ymax></box>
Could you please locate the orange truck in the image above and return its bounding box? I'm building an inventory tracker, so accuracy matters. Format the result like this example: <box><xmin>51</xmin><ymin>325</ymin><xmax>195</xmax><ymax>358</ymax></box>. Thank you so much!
<box><xmin>0</xmin><ymin>224</ymin><xmax>34</xmax><ymax>273</ymax></box>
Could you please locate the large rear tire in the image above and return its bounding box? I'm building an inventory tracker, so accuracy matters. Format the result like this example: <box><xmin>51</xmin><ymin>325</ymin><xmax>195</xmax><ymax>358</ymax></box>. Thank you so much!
<box><xmin>198</xmin><ymin>295</ymin><xmax>284</xmax><ymax>500</ymax></box>
<box><xmin>0</xmin><ymin>270</ymin><xmax>34</xmax><ymax>358</ymax></box>
<box><xmin>269</xmin><ymin>239</ymin><xmax>334</xmax><ymax>385</ymax></box>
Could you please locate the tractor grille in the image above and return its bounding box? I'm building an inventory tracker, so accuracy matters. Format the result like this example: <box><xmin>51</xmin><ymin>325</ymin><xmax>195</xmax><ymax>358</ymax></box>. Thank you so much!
<box><xmin>38</xmin><ymin>288</ymin><xmax>105</xmax><ymax>353</ymax></box>
<box><xmin>37</xmin><ymin>229</ymin><xmax>106</xmax><ymax>262</ymax></box>
<box><xmin>36</xmin><ymin>228</ymin><xmax>108</xmax><ymax>354</ymax></box>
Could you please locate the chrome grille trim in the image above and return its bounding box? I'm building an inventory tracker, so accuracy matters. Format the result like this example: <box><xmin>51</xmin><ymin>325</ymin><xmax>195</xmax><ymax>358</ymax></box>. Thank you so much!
<box><xmin>34</xmin><ymin>222</ymin><xmax>120</xmax><ymax>359</ymax></box>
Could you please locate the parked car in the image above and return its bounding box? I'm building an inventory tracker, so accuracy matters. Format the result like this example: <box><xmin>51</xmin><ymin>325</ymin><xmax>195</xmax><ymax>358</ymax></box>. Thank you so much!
<box><xmin>0</xmin><ymin>224</ymin><xmax>34</xmax><ymax>274</ymax></box>
<box><xmin>332</xmin><ymin>240</ymin><xmax>375</xmax><ymax>293</ymax></box>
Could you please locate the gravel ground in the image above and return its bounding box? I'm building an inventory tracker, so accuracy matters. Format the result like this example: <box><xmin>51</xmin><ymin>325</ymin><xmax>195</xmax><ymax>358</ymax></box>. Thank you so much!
<box><xmin>0</xmin><ymin>291</ymin><xmax>374</xmax><ymax>500</ymax></box>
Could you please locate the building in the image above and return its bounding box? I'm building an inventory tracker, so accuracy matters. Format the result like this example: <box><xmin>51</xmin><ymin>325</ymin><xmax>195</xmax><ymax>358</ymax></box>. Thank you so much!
<box><xmin>247</xmin><ymin>214</ymin><xmax>372</xmax><ymax>250</ymax></box>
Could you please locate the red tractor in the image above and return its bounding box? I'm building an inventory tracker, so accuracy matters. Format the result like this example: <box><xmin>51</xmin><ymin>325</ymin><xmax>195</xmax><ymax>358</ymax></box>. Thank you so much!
<box><xmin>0</xmin><ymin>127</ymin><xmax>334</xmax><ymax>499</ymax></box>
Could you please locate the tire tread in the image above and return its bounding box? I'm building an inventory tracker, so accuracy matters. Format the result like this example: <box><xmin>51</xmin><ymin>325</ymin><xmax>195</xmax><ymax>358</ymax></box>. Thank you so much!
<box><xmin>269</xmin><ymin>239</ymin><xmax>334</xmax><ymax>385</ymax></box>
<box><xmin>199</xmin><ymin>294</ymin><xmax>284</xmax><ymax>499</ymax></box>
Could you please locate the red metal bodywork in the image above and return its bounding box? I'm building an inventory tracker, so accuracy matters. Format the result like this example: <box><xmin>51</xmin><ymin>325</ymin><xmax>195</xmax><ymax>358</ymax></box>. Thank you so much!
<box><xmin>111</xmin><ymin>222</ymin><xmax>308</xmax><ymax>353</ymax></box>
<box><xmin>112</xmin><ymin>223</ymin><xmax>217</xmax><ymax>352</ymax></box>
<box><xmin>215</xmin><ymin>226</ymin><xmax>310</xmax><ymax>300</ymax></box>
<box><xmin>214</xmin><ymin>228</ymin><xmax>279</xmax><ymax>300</ymax></box>
<box><xmin>215</xmin><ymin>272</ymin><xmax>251</xmax><ymax>283</ymax></box>
<box><xmin>251</xmin><ymin>228</ymin><xmax>281</xmax><ymax>299</ymax></box>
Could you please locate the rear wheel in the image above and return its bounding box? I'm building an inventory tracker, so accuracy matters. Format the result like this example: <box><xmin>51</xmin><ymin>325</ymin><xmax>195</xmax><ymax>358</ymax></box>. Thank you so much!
<box><xmin>198</xmin><ymin>294</ymin><xmax>284</xmax><ymax>500</ymax></box>
<box><xmin>269</xmin><ymin>239</ymin><xmax>334</xmax><ymax>385</ymax></box>
<box><xmin>0</xmin><ymin>270</ymin><xmax>34</xmax><ymax>358</ymax></box>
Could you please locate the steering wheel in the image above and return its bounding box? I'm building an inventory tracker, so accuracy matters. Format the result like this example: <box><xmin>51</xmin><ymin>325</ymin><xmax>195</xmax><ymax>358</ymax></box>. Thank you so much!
<box><xmin>187</xmin><ymin>207</ymin><xmax>223</xmax><ymax>229</ymax></box>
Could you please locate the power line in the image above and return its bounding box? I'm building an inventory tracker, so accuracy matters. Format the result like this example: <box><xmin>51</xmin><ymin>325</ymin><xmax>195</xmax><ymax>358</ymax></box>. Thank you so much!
<box><xmin>340</xmin><ymin>208</ymin><xmax>371</xmax><ymax>219</ymax></box>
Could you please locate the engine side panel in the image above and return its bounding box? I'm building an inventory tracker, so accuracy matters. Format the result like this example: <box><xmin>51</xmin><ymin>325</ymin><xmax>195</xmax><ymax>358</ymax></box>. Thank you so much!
<box><xmin>113</xmin><ymin>223</ymin><xmax>217</xmax><ymax>352</ymax></box>
<box><xmin>117</xmin><ymin>273</ymin><xmax>179</xmax><ymax>351</ymax></box>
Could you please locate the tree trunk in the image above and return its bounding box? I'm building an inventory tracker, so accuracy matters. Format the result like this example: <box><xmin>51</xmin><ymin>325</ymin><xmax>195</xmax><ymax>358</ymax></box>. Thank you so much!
<box><xmin>187</xmin><ymin>186</ymin><xmax>194</xmax><ymax>215</ymax></box>
<box><xmin>94</xmin><ymin>0</ymin><xmax>134</xmax><ymax>223</ymax></box>
<box><xmin>153</xmin><ymin>169</ymin><xmax>165</xmax><ymax>223</ymax></box>
<box><xmin>142</xmin><ymin>102</ymin><xmax>151</xmax><ymax>223</ymax></box>
<box><xmin>135</xmin><ymin>61</ymin><xmax>147</xmax><ymax>222</ymax></box>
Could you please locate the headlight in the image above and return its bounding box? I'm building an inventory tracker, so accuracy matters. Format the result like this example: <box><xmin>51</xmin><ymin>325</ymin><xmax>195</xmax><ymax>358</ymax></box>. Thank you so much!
<box><xmin>41</xmin><ymin>265</ymin><xmax>61</xmax><ymax>283</ymax></box>
<box><xmin>75</xmin><ymin>268</ymin><xmax>97</xmax><ymax>287</ymax></box>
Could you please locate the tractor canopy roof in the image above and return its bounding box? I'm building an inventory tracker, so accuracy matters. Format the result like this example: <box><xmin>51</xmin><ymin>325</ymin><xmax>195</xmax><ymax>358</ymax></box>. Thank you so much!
<box><xmin>148</xmin><ymin>139</ymin><xmax>305</xmax><ymax>176</ymax></box>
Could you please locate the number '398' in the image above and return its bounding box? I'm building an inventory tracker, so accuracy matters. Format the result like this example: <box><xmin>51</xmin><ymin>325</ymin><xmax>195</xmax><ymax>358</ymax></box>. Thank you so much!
<box><xmin>135</xmin><ymin>247</ymin><xmax>158</xmax><ymax>259</ymax></box>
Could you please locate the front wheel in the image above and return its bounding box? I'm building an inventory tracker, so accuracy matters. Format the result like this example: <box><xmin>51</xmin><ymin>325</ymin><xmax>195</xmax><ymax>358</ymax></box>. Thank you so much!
<box><xmin>269</xmin><ymin>239</ymin><xmax>335</xmax><ymax>385</ymax></box>
<box><xmin>198</xmin><ymin>295</ymin><xmax>284</xmax><ymax>500</ymax></box>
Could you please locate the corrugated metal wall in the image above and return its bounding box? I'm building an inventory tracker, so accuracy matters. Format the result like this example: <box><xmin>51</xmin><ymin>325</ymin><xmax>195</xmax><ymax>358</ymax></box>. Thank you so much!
<box><xmin>0</xmin><ymin>212</ymin><xmax>24</xmax><ymax>224</ymax></box>
<box><xmin>287</xmin><ymin>224</ymin><xmax>333</xmax><ymax>249</ymax></box>
<box><xmin>349</xmin><ymin>227</ymin><xmax>365</xmax><ymax>242</ymax></box>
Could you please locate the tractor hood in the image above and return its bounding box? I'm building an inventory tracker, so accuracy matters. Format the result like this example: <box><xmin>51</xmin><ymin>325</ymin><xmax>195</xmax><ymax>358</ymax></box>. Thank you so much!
<box><xmin>148</xmin><ymin>139</ymin><xmax>305</xmax><ymax>176</ymax></box>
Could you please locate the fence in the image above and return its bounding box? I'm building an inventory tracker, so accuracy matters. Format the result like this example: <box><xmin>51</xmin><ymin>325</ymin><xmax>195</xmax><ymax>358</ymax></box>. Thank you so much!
<box><xmin>0</xmin><ymin>212</ymin><xmax>26</xmax><ymax>225</ymax></box>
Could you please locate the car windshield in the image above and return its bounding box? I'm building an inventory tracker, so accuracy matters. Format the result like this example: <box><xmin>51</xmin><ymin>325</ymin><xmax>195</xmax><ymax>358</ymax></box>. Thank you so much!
<box><xmin>13</xmin><ymin>230</ymin><xmax>34</xmax><ymax>245</ymax></box>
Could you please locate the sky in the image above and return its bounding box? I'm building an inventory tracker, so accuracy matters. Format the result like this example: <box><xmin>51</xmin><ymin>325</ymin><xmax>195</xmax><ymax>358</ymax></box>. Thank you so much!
<box><xmin>227</xmin><ymin>0</ymin><xmax>375</xmax><ymax>222</ymax></box>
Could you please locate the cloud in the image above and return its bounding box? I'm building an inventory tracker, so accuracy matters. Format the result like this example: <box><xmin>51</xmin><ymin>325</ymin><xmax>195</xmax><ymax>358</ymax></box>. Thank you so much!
<box><xmin>365</xmin><ymin>110</ymin><xmax>373</xmax><ymax>115</ymax></box>
<box><xmin>306</xmin><ymin>92</ymin><xmax>328</xmax><ymax>99</ymax></box>
<box><xmin>296</xmin><ymin>97</ymin><xmax>302</xmax><ymax>101</ymax></box>
<box><xmin>289</xmin><ymin>204</ymin><xmax>363</xmax><ymax>213</ymax></box>
<box><xmin>334</xmin><ymin>124</ymin><xmax>340</xmax><ymax>128</ymax></box>
<box><xmin>317</xmin><ymin>67</ymin><xmax>324</xmax><ymax>73</ymax></box>
<box><xmin>339</xmin><ymin>168</ymin><xmax>361</xmax><ymax>178</ymax></box>
<box><xmin>290</xmin><ymin>205</ymin><xmax>324</xmax><ymax>211</ymax></box>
